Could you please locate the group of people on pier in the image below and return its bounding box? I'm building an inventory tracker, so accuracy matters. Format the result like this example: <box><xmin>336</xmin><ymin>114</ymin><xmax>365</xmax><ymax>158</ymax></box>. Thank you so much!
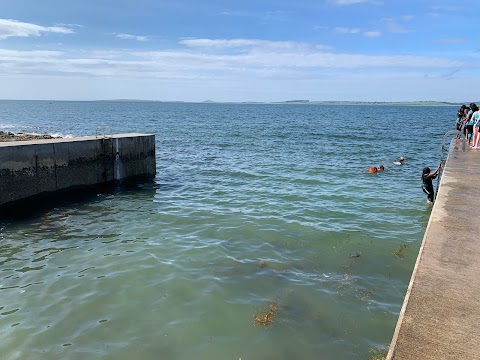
<box><xmin>456</xmin><ymin>102</ymin><xmax>480</xmax><ymax>148</ymax></box>
<box><xmin>424</xmin><ymin>102</ymin><xmax>480</xmax><ymax>205</ymax></box>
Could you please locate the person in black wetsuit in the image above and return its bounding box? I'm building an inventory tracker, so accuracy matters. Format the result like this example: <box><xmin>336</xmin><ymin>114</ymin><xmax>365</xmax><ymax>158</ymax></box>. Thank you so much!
<box><xmin>422</xmin><ymin>162</ymin><xmax>442</xmax><ymax>203</ymax></box>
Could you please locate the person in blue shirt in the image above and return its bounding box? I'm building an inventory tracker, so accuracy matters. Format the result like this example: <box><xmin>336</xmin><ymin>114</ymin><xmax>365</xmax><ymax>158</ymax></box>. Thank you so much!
<box><xmin>470</xmin><ymin>104</ymin><xmax>480</xmax><ymax>149</ymax></box>
<box><xmin>465</xmin><ymin>103</ymin><xmax>478</xmax><ymax>144</ymax></box>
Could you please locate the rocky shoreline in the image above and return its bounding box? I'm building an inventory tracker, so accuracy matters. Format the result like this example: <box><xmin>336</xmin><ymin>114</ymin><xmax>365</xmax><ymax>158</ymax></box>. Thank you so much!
<box><xmin>0</xmin><ymin>131</ymin><xmax>59</xmax><ymax>142</ymax></box>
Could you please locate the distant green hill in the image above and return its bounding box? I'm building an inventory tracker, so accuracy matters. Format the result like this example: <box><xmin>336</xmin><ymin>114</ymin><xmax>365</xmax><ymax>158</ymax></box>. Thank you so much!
<box><xmin>77</xmin><ymin>99</ymin><xmax>478</xmax><ymax>106</ymax></box>
<box><xmin>272</xmin><ymin>100</ymin><xmax>462</xmax><ymax>106</ymax></box>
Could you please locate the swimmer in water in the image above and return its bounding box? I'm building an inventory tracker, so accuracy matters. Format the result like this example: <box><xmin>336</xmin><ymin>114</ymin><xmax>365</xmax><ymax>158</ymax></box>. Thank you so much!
<box><xmin>369</xmin><ymin>165</ymin><xmax>384</xmax><ymax>173</ymax></box>
<box><xmin>394</xmin><ymin>156</ymin><xmax>406</xmax><ymax>166</ymax></box>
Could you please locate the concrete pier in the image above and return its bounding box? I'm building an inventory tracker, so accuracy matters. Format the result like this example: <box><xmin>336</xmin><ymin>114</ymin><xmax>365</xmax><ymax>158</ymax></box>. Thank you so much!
<box><xmin>387</xmin><ymin>142</ymin><xmax>480</xmax><ymax>359</ymax></box>
<box><xmin>0</xmin><ymin>133</ymin><xmax>155</xmax><ymax>208</ymax></box>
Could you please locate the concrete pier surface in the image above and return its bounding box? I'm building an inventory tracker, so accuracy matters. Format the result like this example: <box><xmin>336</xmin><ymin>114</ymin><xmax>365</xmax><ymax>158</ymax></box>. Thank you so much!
<box><xmin>0</xmin><ymin>133</ymin><xmax>155</xmax><ymax>208</ymax></box>
<box><xmin>387</xmin><ymin>142</ymin><xmax>480</xmax><ymax>359</ymax></box>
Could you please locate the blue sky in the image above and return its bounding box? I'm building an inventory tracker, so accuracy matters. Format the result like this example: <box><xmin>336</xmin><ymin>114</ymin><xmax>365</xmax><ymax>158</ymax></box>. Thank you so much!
<box><xmin>0</xmin><ymin>0</ymin><xmax>478</xmax><ymax>102</ymax></box>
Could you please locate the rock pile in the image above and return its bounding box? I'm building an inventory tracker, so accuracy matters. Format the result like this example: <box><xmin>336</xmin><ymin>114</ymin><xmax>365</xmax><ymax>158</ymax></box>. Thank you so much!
<box><xmin>0</xmin><ymin>131</ymin><xmax>58</xmax><ymax>142</ymax></box>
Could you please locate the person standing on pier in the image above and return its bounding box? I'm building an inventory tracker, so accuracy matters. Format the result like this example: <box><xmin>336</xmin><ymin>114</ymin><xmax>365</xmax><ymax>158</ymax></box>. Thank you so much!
<box><xmin>471</xmin><ymin>106</ymin><xmax>480</xmax><ymax>149</ymax></box>
<box><xmin>456</xmin><ymin>105</ymin><xmax>466</xmax><ymax>136</ymax></box>
<box><xmin>465</xmin><ymin>104</ymin><xmax>478</xmax><ymax>144</ymax></box>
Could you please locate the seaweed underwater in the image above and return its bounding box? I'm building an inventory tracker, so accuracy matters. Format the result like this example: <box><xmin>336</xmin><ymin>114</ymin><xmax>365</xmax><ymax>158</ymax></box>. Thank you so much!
<box><xmin>253</xmin><ymin>300</ymin><xmax>278</xmax><ymax>326</ymax></box>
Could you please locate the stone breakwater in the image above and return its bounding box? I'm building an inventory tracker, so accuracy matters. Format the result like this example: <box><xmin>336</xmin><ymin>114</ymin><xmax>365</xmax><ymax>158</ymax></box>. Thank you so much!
<box><xmin>0</xmin><ymin>131</ymin><xmax>58</xmax><ymax>142</ymax></box>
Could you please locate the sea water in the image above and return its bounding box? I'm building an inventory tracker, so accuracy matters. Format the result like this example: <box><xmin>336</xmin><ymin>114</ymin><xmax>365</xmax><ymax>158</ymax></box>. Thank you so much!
<box><xmin>0</xmin><ymin>101</ymin><xmax>454</xmax><ymax>359</ymax></box>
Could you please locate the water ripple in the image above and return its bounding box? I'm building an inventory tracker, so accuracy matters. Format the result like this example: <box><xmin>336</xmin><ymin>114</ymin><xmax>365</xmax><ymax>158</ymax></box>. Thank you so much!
<box><xmin>0</xmin><ymin>102</ymin><xmax>452</xmax><ymax>359</ymax></box>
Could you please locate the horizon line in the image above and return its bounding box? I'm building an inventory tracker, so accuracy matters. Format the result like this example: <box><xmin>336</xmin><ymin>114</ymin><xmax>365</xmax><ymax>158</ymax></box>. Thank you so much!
<box><xmin>0</xmin><ymin>99</ymin><xmax>470</xmax><ymax>105</ymax></box>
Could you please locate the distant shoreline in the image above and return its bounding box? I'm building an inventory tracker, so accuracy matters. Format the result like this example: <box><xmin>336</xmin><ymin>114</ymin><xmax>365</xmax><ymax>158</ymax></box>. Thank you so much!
<box><xmin>0</xmin><ymin>99</ymin><xmax>469</xmax><ymax>106</ymax></box>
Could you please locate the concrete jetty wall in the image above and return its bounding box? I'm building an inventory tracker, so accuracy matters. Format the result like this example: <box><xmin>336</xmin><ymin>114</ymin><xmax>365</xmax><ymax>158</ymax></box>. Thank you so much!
<box><xmin>0</xmin><ymin>133</ymin><xmax>155</xmax><ymax>208</ymax></box>
<box><xmin>387</xmin><ymin>140</ymin><xmax>480</xmax><ymax>359</ymax></box>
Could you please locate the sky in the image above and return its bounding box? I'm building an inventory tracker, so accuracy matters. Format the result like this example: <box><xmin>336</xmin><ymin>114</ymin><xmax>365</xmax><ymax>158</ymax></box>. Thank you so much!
<box><xmin>0</xmin><ymin>0</ymin><xmax>479</xmax><ymax>102</ymax></box>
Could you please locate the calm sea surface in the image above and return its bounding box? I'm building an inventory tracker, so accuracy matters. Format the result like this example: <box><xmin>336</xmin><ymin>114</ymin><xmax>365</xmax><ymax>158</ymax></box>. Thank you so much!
<box><xmin>0</xmin><ymin>101</ymin><xmax>454</xmax><ymax>359</ymax></box>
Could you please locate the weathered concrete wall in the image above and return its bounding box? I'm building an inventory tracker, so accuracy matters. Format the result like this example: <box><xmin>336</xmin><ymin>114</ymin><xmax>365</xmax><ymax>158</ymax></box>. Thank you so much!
<box><xmin>112</xmin><ymin>134</ymin><xmax>156</xmax><ymax>181</ymax></box>
<box><xmin>0</xmin><ymin>134</ymin><xmax>155</xmax><ymax>207</ymax></box>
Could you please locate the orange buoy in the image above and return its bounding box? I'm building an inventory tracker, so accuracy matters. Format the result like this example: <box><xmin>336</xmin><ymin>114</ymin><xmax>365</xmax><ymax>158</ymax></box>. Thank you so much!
<box><xmin>369</xmin><ymin>167</ymin><xmax>377</xmax><ymax>173</ymax></box>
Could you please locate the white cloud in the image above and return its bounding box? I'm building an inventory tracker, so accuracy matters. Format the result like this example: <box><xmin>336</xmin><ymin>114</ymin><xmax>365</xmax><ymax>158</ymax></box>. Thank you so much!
<box><xmin>430</xmin><ymin>6</ymin><xmax>464</xmax><ymax>12</ymax></box>
<box><xmin>0</xmin><ymin>19</ymin><xmax>73</xmax><ymax>40</ymax></box>
<box><xmin>1</xmin><ymin>37</ymin><xmax>477</xmax><ymax>101</ymax></box>
<box><xmin>329</xmin><ymin>0</ymin><xmax>383</xmax><ymax>5</ymax></box>
<box><xmin>260</xmin><ymin>10</ymin><xmax>290</xmax><ymax>21</ymax></box>
<box><xmin>334</xmin><ymin>27</ymin><xmax>361</xmax><ymax>34</ymax></box>
<box><xmin>427</xmin><ymin>6</ymin><xmax>464</xmax><ymax>18</ymax></box>
<box><xmin>334</xmin><ymin>27</ymin><xmax>381</xmax><ymax>37</ymax></box>
<box><xmin>54</xmin><ymin>23</ymin><xmax>84</xmax><ymax>28</ymax></box>
<box><xmin>116</xmin><ymin>33</ymin><xmax>149</xmax><ymax>42</ymax></box>
<box><xmin>435</xmin><ymin>38</ymin><xmax>465</xmax><ymax>45</ymax></box>
<box><xmin>219</xmin><ymin>9</ymin><xmax>289</xmax><ymax>22</ymax></box>
<box><xmin>0</xmin><ymin>38</ymin><xmax>463</xmax><ymax>82</ymax></box>
<box><xmin>363</xmin><ymin>31</ymin><xmax>381</xmax><ymax>38</ymax></box>
<box><xmin>0</xmin><ymin>49</ymin><xmax>63</xmax><ymax>57</ymax></box>
<box><xmin>179</xmin><ymin>38</ymin><xmax>332</xmax><ymax>52</ymax></box>
<box><xmin>381</xmin><ymin>17</ymin><xmax>412</xmax><ymax>34</ymax></box>
<box><xmin>402</xmin><ymin>15</ymin><xmax>414</xmax><ymax>21</ymax></box>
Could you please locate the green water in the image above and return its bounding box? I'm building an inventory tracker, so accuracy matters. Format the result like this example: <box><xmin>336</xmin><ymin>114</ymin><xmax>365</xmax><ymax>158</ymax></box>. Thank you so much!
<box><xmin>0</xmin><ymin>101</ymin><xmax>453</xmax><ymax>359</ymax></box>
